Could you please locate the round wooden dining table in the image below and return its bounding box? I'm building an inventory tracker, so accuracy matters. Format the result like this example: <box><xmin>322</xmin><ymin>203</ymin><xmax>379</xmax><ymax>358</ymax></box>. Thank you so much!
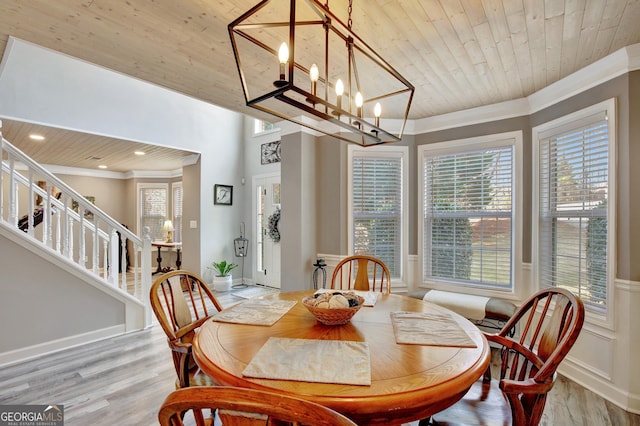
<box><xmin>193</xmin><ymin>290</ymin><xmax>490</xmax><ymax>425</ymax></box>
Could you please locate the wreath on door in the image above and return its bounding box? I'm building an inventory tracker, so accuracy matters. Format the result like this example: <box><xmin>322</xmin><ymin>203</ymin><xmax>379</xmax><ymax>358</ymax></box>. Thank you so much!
<box><xmin>267</xmin><ymin>207</ymin><xmax>281</xmax><ymax>242</ymax></box>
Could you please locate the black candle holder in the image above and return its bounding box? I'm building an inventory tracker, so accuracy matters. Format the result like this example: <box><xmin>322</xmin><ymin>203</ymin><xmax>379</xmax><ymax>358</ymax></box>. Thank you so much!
<box><xmin>312</xmin><ymin>258</ymin><xmax>327</xmax><ymax>290</ymax></box>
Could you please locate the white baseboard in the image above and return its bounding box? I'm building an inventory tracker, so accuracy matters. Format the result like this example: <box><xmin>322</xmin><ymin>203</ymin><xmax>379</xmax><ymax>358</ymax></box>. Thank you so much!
<box><xmin>0</xmin><ymin>324</ymin><xmax>125</xmax><ymax>368</ymax></box>
<box><xmin>560</xmin><ymin>358</ymin><xmax>640</xmax><ymax>414</ymax></box>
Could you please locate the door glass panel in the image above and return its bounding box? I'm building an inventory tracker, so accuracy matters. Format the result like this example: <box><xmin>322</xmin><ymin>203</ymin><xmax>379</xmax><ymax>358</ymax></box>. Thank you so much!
<box><xmin>273</xmin><ymin>183</ymin><xmax>281</xmax><ymax>204</ymax></box>
<box><xmin>257</xmin><ymin>185</ymin><xmax>265</xmax><ymax>273</ymax></box>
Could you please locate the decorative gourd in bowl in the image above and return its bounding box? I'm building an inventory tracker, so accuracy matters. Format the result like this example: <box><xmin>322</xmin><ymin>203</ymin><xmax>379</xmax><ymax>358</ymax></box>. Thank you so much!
<box><xmin>302</xmin><ymin>292</ymin><xmax>365</xmax><ymax>325</ymax></box>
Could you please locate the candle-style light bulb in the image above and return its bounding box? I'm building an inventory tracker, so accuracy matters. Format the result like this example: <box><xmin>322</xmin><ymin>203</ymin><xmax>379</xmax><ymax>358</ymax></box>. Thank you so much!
<box><xmin>374</xmin><ymin>102</ymin><xmax>381</xmax><ymax>127</ymax></box>
<box><xmin>278</xmin><ymin>42</ymin><xmax>289</xmax><ymax>64</ymax></box>
<box><xmin>355</xmin><ymin>92</ymin><xmax>363</xmax><ymax>118</ymax></box>
<box><xmin>310</xmin><ymin>64</ymin><xmax>319</xmax><ymax>97</ymax></box>
<box><xmin>335</xmin><ymin>78</ymin><xmax>344</xmax><ymax>113</ymax></box>
<box><xmin>335</xmin><ymin>78</ymin><xmax>344</xmax><ymax>96</ymax></box>
<box><xmin>278</xmin><ymin>42</ymin><xmax>289</xmax><ymax>81</ymax></box>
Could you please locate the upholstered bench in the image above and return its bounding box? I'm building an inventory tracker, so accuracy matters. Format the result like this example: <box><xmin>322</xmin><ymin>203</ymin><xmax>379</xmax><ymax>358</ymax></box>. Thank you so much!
<box><xmin>408</xmin><ymin>289</ymin><xmax>516</xmax><ymax>332</ymax></box>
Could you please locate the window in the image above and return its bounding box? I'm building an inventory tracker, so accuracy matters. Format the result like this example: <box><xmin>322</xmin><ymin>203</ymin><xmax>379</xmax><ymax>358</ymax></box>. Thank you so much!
<box><xmin>172</xmin><ymin>182</ymin><xmax>183</xmax><ymax>243</ymax></box>
<box><xmin>348</xmin><ymin>145</ymin><xmax>407</xmax><ymax>279</ymax></box>
<box><xmin>534</xmin><ymin>99</ymin><xmax>615</xmax><ymax>315</ymax></box>
<box><xmin>254</xmin><ymin>118</ymin><xmax>275</xmax><ymax>134</ymax></box>
<box><xmin>138</xmin><ymin>183</ymin><xmax>168</xmax><ymax>241</ymax></box>
<box><xmin>420</xmin><ymin>133</ymin><xmax>521</xmax><ymax>291</ymax></box>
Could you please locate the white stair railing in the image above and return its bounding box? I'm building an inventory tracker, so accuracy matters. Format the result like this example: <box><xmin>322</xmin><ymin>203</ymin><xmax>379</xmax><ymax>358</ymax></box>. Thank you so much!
<box><xmin>0</xmin><ymin>129</ymin><xmax>152</xmax><ymax>310</ymax></box>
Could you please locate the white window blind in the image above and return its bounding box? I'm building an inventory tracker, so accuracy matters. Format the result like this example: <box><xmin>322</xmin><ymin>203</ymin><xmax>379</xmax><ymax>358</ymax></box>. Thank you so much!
<box><xmin>352</xmin><ymin>155</ymin><xmax>402</xmax><ymax>278</ymax></box>
<box><xmin>538</xmin><ymin>112</ymin><xmax>609</xmax><ymax>310</ymax></box>
<box><xmin>423</xmin><ymin>145</ymin><xmax>514</xmax><ymax>288</ymax></box>
<box><xmin>139</xmin><ymin>186</ymin><xmax>167</xmax><ymax>240</ymax></box>
<box><xmin>172</xmin><ymin>183</ymin><xmax>183</xmax><ymax>243</ymax></box>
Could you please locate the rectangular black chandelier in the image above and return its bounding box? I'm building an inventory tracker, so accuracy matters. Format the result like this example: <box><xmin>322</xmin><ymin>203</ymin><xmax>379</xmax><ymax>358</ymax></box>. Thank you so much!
<box><xmin>228</xmin><ymin>0</ymin><xmax>415</xmax><ymax>146</ymax></box>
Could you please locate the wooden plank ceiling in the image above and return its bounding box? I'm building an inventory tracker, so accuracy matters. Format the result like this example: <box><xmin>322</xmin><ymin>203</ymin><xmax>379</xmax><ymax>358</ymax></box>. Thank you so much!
<box><xmin>1</xmin><ymin>0</ymin><xmax>639</xmax><ymax>171</ymax></box>
<box><xmin>0</xmin><ymin>118</ymin><xmax>196</xmax><ymax>173</ymax></box>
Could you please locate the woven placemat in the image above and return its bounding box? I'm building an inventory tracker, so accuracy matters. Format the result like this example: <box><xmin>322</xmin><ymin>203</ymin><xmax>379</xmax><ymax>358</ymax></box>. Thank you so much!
<box><xmin>390</xmin><ymin>311</ymin><xmax>477</xmax><ymax>348</ymax></box>
<box><xmin>243</xmin><ymin>337</ymin><xmax>371</xmax><ymax>385</ymax></box>
<box><xmin>212</xmin><ymin>299</ymin><xmax>296</xmax><ymax>326</ymax></box>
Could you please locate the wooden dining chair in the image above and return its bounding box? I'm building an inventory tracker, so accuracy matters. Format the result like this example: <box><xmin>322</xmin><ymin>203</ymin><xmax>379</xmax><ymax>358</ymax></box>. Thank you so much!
<box><xmin>150</xmin><ymin>270</ymin><xmax>223</xmax><ymax>389</ymax></box>
<box><xmin>158</xmin><ymin>386</ymin><xmax>357</xmax><ymax>426</ymax></box>
<box><xmin>330</xmin><ymin>255</ymin><xmax>391</xmax><ymax>294</ymax></box>
<box><xmin>427</xmin><ymin>287</ymin><xmax>585</xmax><ymax>426</ymax></box>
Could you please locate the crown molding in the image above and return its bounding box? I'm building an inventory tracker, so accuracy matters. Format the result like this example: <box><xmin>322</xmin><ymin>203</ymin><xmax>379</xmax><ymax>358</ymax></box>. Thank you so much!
<box><xmin>182</xmin><ymin>153</ymin><xmax>200</xmax><ymax>167</ymax></box>
<box><xmin>28</xmin><ymin>163</ymin><xmax>183</xmax><ymax>180</ymax></box>
<box><xmin>126</xmin><ymin>169</ymin><xmax>183</xmax><ymax>179</ymax></box>
<box><xmin>30</xmin><ymin>163</ymin><xmax>126</xmax><ymax>179</ymax></box>
<box><xmin>413</xmin><ymin>98</ymin><xmax>530</xmax><ymax>134</ymax></box>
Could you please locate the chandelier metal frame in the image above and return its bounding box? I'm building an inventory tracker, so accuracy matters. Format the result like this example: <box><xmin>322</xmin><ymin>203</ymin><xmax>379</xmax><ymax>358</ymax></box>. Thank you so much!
<box><xmin>228</xmin><ymin>0</ymin><xmax>415</xmax><ymax>146</ymax></box>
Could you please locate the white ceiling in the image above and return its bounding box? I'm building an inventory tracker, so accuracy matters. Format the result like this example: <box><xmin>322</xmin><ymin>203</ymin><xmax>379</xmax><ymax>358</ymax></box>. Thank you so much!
<box><xmin>1</xmin><ymin>0</ymin><xmax>640</xmax><ymax>171</ymax></box>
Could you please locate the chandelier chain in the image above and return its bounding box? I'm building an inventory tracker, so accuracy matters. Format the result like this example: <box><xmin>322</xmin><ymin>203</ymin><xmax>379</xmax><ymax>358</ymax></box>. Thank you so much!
<box><xmin>348</xmin><ymin>0</ymin><xmax>353</xmax><ymax>29</ymax></box>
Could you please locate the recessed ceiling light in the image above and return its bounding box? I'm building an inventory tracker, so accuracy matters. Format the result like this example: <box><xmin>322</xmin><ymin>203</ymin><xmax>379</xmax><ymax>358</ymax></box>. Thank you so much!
<box><xmin>29</xmin><ymin>134</ymin><xmax>45</xmax><ymax>141</ymax></box>
<box><xmin>98</xmin><ymin>164</ymin><xmax>108</xmax><ymax>169</ymax></box>
<box><xmin>134</xmin><ymin>151</ymin><xmax>145</xmax><ymax>156</ymax></box>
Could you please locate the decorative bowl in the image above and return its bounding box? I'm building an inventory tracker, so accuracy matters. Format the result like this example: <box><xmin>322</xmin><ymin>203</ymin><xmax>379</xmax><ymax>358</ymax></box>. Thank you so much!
<box><xmin>302</xmin><ymin>294</ymin><xmax>365</xmax><ymax>326</ymax></box>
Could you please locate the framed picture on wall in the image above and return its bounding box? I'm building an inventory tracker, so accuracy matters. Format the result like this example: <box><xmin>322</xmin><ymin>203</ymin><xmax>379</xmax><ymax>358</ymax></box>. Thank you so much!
<box><xmin>261</xmin><ymin>140</ymin><xmax>281</xmax><ymax>164</ymax></box>
<box><xmin>214</xmin><ymin>184</ymin><xmax>233</xmax><ymax>205</ymax></box>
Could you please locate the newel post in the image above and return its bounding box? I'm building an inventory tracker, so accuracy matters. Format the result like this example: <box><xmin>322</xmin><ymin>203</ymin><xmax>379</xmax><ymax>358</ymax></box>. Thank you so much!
<box><xmin>141</xmin><ymin>226</ymin><xmax>153</xmax><ymax>327</ymax></box>
<box><xmin>108</xmin><ymin>228</ymin><xmax>119</xmax><ymax>286</ymax></box>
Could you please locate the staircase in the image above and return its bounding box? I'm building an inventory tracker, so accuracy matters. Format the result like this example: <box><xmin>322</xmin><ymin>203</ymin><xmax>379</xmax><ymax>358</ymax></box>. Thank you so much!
<box><xmin>0</xmin><ymin>129</ymin><xmax>153</xmax><ymax>331</ymax></box>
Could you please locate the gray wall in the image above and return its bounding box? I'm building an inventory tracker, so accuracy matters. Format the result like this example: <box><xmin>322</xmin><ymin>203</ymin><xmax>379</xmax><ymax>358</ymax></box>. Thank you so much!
<box><xmin>628</xmin><ymin>71</ymin><xmax>640</xmax><ymax>282</ymax></box>
<box><xmin>0</xmin><ymin>231</ymin><xmax>124</xmax><ymax>353</ymax></box>
<box><xmin>316</xmin><ymin>136</ymin><xmax>347</xmax><ymax>255</ymax></box>
<box><xmin>182</xmin><ymin>160</ymin><xmax>201</xmax><ymax>274</ymax></box>
<box><xmin>55</xmin><ymin>174</ymin><xmax>128</xmax><ymax>225</ymax></box>
<box><xmin>280</xmin><ymin>131</ymin><xmax>317</xmax><ymax>291</ymax></box>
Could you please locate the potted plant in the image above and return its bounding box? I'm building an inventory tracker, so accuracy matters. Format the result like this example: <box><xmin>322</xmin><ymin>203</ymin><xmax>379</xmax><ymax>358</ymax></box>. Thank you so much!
<box><xmin>209</xmin><ymin>260</ymin><xmax>238</xmax><ymax>292</ymax></box>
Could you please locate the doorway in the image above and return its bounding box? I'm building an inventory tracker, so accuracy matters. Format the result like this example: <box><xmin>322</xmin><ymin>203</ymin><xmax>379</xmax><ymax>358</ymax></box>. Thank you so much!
<box><xmin>254</xmin><ymin>174</ymin><xmax>281</xmax><ymax>288</ymax></box>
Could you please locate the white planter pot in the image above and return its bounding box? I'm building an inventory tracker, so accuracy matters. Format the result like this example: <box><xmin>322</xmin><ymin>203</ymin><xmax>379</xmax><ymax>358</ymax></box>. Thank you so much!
<box><xmin>213</xmin><ymin>275</ymin><xmax>232</xmax><ymax>292</ymax></box>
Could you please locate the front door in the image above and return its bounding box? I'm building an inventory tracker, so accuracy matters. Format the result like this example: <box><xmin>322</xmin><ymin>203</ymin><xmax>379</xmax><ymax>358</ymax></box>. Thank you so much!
<box><xmin>254</xmin><ymin>175</ymin><xmax>281</xmax><ymax>288</ymax></box>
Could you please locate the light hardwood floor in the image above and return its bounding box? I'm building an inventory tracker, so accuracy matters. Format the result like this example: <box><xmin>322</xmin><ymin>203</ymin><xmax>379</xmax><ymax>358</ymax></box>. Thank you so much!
<box><xmin>1</xmin><ymin>287</ymin><xmax>639</xmax><ymax>426</ymax></box>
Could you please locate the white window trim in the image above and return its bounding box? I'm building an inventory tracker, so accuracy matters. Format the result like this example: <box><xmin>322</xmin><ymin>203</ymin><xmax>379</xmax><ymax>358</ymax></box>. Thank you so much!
<box><xmin>418</xmin><ymin>131</ymin><xmax>524</xmax><ymax>300</ymax></box>
<box><xmin>172</xmin><ymin>181</ymin><xmax>183</xmax><ymax>243</ymax></box>
<box><xmin>347</xmin><ymin>144</ymin><xmax>409</xmax><ymax>286</ymax></box>
<box><xmin>136</xmin><ymin>182</ymin><xmax>169</xmax><ymax>239</ymax></box>
<box><xmin>252</xmin><ymin>118</ymin><xmax>280</xmax><ymax>137</ymax></box>
<box><xmin>532</xmin><ymin>98</ymin><xmax>616</xmax><ymax>329</ymax></box>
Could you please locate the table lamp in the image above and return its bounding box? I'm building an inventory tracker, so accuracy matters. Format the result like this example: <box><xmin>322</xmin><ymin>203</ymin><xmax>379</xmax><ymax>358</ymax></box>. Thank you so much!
<box><xmin>163</xmin><ymin>220</ymin><xmax>174</xmax><ymax>243</ymax></box>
